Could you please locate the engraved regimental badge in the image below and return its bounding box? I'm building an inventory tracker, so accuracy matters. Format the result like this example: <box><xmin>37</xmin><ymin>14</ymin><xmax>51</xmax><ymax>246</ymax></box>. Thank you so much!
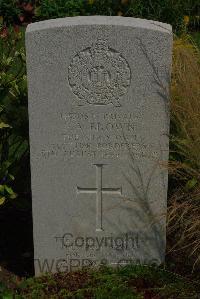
<box><xmin>68</xmin><ymin>39</ymin><xmax>131</xmax><ymax>107</ymax></box>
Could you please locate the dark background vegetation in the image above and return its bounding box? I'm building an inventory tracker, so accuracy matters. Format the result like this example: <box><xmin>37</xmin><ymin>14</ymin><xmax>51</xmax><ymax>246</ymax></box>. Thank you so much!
<box><xmin>0</xmin><ymin>0</ymin><xmax>199</xmax><ymax>297</ymax></box>
<box><xmin>0</xmin><ymin>0</ymin><xmax>200</xmax><ymax>31</ymax></box>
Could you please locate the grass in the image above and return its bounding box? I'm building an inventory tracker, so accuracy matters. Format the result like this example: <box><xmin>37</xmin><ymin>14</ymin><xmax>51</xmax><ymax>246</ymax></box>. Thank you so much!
<box><xmin>167</xmin><ymin>34</ymin><xmax>200</xmax><ymax>271</ymax></box>
<box><xmin>191</xmin><ymin>31</ymin><xmax>200</xmax><ymax>49</ymax></box>
<box><xmin>0</xmin><ymin>265</ymin><xmax>197</xmax><ymax>299</ymax></box>
<box><xmin>170</xmin><ymin>34</ymin><xmax>200</xmax><ymax>176</ymax></box>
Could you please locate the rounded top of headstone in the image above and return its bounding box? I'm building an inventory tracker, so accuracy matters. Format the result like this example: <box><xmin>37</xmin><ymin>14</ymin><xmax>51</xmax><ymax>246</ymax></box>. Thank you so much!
<box><xmin>26</xmin><ymin>16</ymin><xmax>172</xmax><ymax>34</ymax></box>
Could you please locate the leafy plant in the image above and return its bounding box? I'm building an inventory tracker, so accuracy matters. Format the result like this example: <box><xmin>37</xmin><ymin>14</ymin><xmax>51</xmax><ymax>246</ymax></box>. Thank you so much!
<box><xmin>35</xmin><ymin>0</ymin><xmax>86</xmax><ymax>19</ymax></box>
<box><xmin>84</xmin><ymin>0</ymin><xmax>121</xmax><ymax>16</ymax></box>
<box><xmin>1</xmin><ymin>0</ymin><xmax>199</xmax><ymax>34</ymax></box>
<box><xmin>124</xmin><ymin>0</ymin><xmax>185</xmax><ymax>32</ymax></box>
<box><xmin>0</xmin><ymin>0</ymin><xmax>34</xmax><ymax>26</ymax></box>
<box><xmin>0</xmin><ymin>0</ymin><xmax>20</xmax><ymax>25</ymax></box>
<box><xmin>16</xmin><ymin>266</ymin><xmax>200</xmax><ymax>298</ymax></box>
<box><xmin>0</xmin><ymin>26</ymin><xmax>28</xmax><ymax>206</ymax></box>
<box><xmin>0</xmin><ymin>281</ymin><xmax>14</xmax><ymax>299</ymax></box>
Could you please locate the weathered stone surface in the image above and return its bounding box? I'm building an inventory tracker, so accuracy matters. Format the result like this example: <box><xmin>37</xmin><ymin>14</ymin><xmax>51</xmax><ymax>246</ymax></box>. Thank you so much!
<box><xmin>26</xmin><ymin>16</ymin><xmax>172</xmax><ymax>276</ymax></box>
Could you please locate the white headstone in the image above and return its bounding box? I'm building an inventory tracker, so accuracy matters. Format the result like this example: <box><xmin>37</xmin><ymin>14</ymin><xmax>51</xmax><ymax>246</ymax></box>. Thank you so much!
<box><xmin>26</xmin><ymin>16</ymin><xmax>172</xmax><ymax>275</ymax></box>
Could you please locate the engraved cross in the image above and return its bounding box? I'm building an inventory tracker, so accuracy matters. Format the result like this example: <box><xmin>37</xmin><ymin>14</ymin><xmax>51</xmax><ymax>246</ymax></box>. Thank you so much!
<box><xmin>77</xmin><ymin>164</ymin><xmax>122</xmax><ymax>231</ymax></box>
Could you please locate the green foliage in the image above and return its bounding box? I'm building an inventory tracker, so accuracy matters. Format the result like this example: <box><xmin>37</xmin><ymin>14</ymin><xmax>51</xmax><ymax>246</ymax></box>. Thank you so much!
<box><xmin>16</xmin><ymin>265</ymin><xmax>200</xmax><ymax>298</ymax></box>
<box><xmin>122</xmin><ymin>0</ymin><xmax>199</xmax><ymax>31</ymax></box>
<box><xmin>34</xmin><ymin>0</ymin><xmax>200</xmax><ymax>32</ymax></box>
<box><xmin>0</xmin><ymin>0</ymin><xmax>199</xmax><ymax>33</ymax></box>
<box><xmin>0</xmin><ymin>27</ymin><xmax>28</xmax><ymax>206</ymax></box>
<box><xmin>124</xmin><ymin>0</ymin><xmax>184</xmax><ymax>32</ymax></box>
<box><xmin>0</xmin><ymin>0</ymin><xmax>35</xmax><ymax>26</ymax></box>
<box><xmin>85</xmin><ymin>0</ymin><xmax>121</xmax><ymax>16</ymax></box>
<box><xmin>0</xmin><ymin>282</ymin><xmax>14</xmax><ymax>299</ymax></box>
<box><xmin>191</xmin><ymin>31</ymin><xmax>200</xmax><ymax>48</ymax></box>
<box><xmin>0</xmin><ymin>162</ymin><xmax>17</xmax><ymax>205</ymax></box>
<box><xmin>35</xmin><ymin>0</ymin><xmax>86</xmax><ymax>19</ymax></box>
<box><xmin>0</xmin><ymin>0</ymin><xmax>20</xmax><ymax>25</ymax></box>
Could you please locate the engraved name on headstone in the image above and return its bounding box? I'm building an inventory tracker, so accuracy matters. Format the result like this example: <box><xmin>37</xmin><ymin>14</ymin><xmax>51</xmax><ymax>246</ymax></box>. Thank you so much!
<box><xmin>26</xmin><ymin>16</ymin><xmax>172</xmax><ymax>275</ymax></box>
